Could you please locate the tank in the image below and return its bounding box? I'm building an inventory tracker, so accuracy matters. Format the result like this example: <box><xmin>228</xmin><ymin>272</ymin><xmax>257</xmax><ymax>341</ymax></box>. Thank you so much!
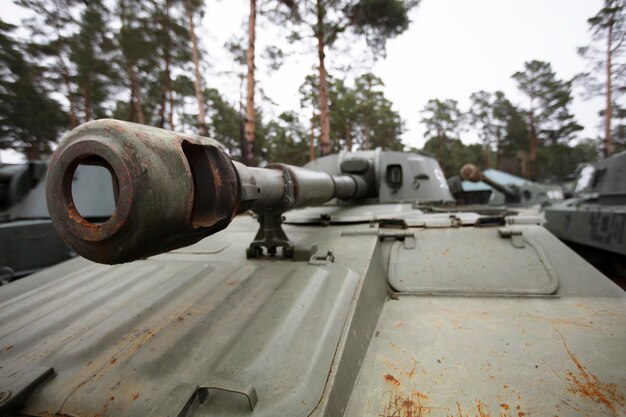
<box><xmin>543</xmin><ymin>151</ymin><xmax>626</xmax><ymax>276</ymax></box>
<box><xmin>0</xmin><ymin>159</ymin><xmax>116</xmax><ymax>283</ymax></box>
<box><xmin>0</xmin><ymin>120</ymin><xmax>623</xmax><ymax>417</ymax></box>
<box><xmin>450</xmin><ymin>164</ymin><xmax>565</xmax><ymax>206</ymax></box>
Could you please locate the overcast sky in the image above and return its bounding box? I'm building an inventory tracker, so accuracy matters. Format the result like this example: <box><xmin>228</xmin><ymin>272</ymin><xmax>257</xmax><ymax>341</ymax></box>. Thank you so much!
<box><xmin>2</xmin><ymin>0</ymin><xmax>608</xmax><ymax>162</ymax></box>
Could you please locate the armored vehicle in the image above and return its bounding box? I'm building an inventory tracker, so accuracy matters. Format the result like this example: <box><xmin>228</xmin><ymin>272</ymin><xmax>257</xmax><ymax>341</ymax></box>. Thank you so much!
<box><xmin>0</xmin><ymin>120</ymin><xmax>624</xmax><ymax>417</ymax></box>
<box><xmin>544</xmin><ymin>151</ymin><xmax>626</xmax><ymax>276</ymax></box>
<box><xmin>450</xmin><ymin>164</ymin><xmax>565</xmax><ymax>206</ymax></box>
<box><xmin>0</xmin><ymin>160</ymin><xmax>115</xmax><ymax>282</ymax></box>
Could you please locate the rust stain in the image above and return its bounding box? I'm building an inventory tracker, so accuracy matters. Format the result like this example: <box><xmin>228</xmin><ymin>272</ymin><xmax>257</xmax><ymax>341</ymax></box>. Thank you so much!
<box><xmin>384</xmin><ymin>373</ymin><xmax>401</xmax><ymax>388</ymax></box>
<box><xmin>385</xmin><ymin>345</ymin><xmax>426</xmax><ymax>378</ymax></box>
<box><xmin>132</xmin><ymin>393</ymin><xmax>140</xmax><ymax>401</ymax></box>
<box><xmin>110</xmin><ymin>358</ymin><xmax>117</xmax><ymax>365</ymax></box>
<box><xmin>475</xmin><ymin>400</ymin><xmax>490</xmax><ymax>417</ymax></box>
<box><xmin>5</xmin><ymin>345</ymin><xmax>13</xmax><ymax>350</ymax></box>
<box><xmin>380</xmin><ymin>389</ymin><xmax>431</xmax><ymax>417</ymax></box>
<box><xmin>556</xmin><ymin>329</ymin><xmax>625</xmax><ymax>416</ymax></box>
<box><xmin>406</xmin><ymin>357</ymin><xmax>419</xmax><ymax>379</ymax></box>
<box><xmin>521</xmin><ymin>315</ymin><xmax>595</xmax><ymax>329</ymax></box>
<box><xmin>445</xmin><ymin>400</ymin><xmax>528</xmax><ymax>417</ymax></box>
<box><xmin>394</xmin><ymin>321</ymin><xmax>403</xmax><ymax>328</ymax></box>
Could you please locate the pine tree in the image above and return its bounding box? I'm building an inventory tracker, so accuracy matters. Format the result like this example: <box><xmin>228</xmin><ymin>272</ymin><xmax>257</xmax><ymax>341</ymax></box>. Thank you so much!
<box><xmin>277</xmin><ymin>0</ymin><xmax>418</xmax><ymax>156</ymax></box>
<box><xmin>184</xmin><ymin>0</ymin><xmax>208</xmax><ymax>135</ymax></box>
<box><xmin>578</xmin><ymin>0</ymin><xmax>626</xmax><ymax>156</ymax></box>
<box><xmin>0</xmin><ymin>19</ymin><xmax>67</xmax><ymax>159</ymax></box>
<box><xmin>114</xmin><ymin>0</ymin><xmax>158</xmax><ymax>124</ymax></box>
<box><xmin>17</xmin><ymin>0</ymin><xmax>82</xmax><ymax>127</ymax></box>
<box><xmin>69</xmin><ymin>0</ymin><xmax>117</xmax><ymax>121</ymax></box>
<box><xmin>512</xmin><ymin>60</ymin><xmax>582</xmax><ymax>180</ymax></box>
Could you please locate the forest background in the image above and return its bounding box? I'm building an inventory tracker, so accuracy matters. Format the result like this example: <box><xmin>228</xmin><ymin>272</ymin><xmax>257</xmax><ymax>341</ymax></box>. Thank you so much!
<box><xmin>1</xmin><ymin>0</ymin><xmax>624</xmax><ymax>181</ymax></box>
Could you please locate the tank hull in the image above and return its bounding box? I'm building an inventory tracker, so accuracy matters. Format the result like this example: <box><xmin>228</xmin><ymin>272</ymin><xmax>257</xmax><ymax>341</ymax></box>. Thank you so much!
<box><xmin>0</xmin><ymin>210</ymin><xmax>623</xmax><ymax>417</ymax></box>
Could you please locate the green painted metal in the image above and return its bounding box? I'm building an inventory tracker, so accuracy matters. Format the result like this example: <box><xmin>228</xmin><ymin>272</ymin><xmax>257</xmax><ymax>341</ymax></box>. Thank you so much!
<box><xmin>0</xmin><ymin>120</ymin><xmax>623</xmax><ymax>417</ymax></box>
<box><xmin>544</xmin><ymin>151</ymin><xmax>626</xmax><ymax>256</ymax></box>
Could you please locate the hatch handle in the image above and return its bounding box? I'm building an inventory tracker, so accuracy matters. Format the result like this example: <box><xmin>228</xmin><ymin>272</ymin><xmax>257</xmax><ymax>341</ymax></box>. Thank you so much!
<box><xmin>201</xmin><ymin>378</ymin><xmax>258</xmax><ymax>412</ymax></box>
<box><xmin>498</xmin><ymin>227</ymin><xmax>526</xmax><ymax>248</ymax></box>
<box><xmin>0</xmin><ymin>366</ymin><xmax>55</xmax><ymax>413</ymax></box>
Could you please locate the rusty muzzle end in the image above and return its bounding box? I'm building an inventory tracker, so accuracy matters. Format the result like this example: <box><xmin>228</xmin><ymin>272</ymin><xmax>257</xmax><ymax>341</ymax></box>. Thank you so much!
<box><xmin>460</xmin><ymin>164</ymin><xmax>483</xmax><ymax>183</ymax></box>
<box><xmin>47</xmin><ymin>119</ymin><xmax>241</xmax><ymax>265</ymax></box>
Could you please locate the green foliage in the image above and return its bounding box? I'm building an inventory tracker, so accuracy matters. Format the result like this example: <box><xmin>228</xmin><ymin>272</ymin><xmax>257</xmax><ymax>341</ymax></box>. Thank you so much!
<box><xmin>0</xmin><ymin>19</ymin><xmax>67</xmax><ymax>159</ymax></box>
<box><xmin>346</xmin><ymin>0</ymin><xmax>417</xmax><ymax>54</ymax></box>
<box><xmin>467</xmin><ymin>90</ymin><xmax>529</xmax><ymax>168</ymax></box>
<box><xmin>69</xmin><ymin>0</ymin><xmax>117</xmax><ymax>120</ymax></box>
<box><xmin>537</xmin><ymin>140</ymin><xmax>600</xmax><ymax>180</ymax></box>
<box><xmin>205</xmin><ymin>87</ymin><xmax>243</xmax><ymax>158</ymax></box>
<box><xmin>423</xmin><ymin>86</ymin><xmax>595</xmax><ymax>180</ymax></box>
<box><xmin>512</xmin><ymin>60</ymin><xmax>582</xmax><ymax>145</ymax></box>
<box><xmin>264</xmin><ymin>112</ymin><xmax>309</xmax><ymax>165</ymax></box>
<box><xmin>422</xmin><ymin>136</ymin><xmax>483</xmax><ymax>178</ymax></box>
<box><xmin>420</xmin><ymin>99</ymin><xmax>464</xmax><ymax>140</ymax></box>
<box><xmin>578</xmin><ymin>0</ymin><xmax>626</xmax><ymax>155</ymax></box>
<box><xmin>301</xmin><ymin>72</ymin><xmax>404</xmax><ymax>152</ymax></box>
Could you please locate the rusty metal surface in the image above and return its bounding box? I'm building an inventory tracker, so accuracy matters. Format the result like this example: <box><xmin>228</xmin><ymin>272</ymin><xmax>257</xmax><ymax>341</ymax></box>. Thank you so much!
<box><xmin>0</xmin><ymin>209</ymin><xmax>624</xmax><ymax>416</ymax></box>
<box><xmin>0</xmin><ymin>216</ymin><xmax>366</xmax><ymax>417</ymax></box>
<box><xmin>344</xmin><ymin>296</ymin><xmax>626</xmax><ymax>417</ymax></box>
<box><xmin>46</xmin><ymin>120</ymin><xmax>239</xmax><ymax>264</ymax></box>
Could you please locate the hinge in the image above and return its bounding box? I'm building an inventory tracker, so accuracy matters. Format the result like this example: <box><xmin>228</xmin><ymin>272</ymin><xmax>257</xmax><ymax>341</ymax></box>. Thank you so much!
<box><xmin>309</xmin><ymin>250</ymin><xmax>335</xmax><ymax>265</ymax></box>
<box><xmin>342</xmin><ymin>229</ymin><xmax>415</xmax><ymax>249</ymax></box>
<box><xmin>498</xmin><ymin>227</ymin><xmax>526</xmax><ymax>248</ymax></box>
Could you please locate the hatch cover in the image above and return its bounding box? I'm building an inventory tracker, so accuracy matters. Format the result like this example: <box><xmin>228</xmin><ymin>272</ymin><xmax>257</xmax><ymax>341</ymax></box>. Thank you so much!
<box><xmin>388</xmin><ymin>227</ymin><xmax>558</xmax><ymax>296</ymax></box>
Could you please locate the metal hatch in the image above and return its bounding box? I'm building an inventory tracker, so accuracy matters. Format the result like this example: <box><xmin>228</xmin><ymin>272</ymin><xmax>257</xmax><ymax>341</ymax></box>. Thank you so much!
<box><xmin>388</xmin><ymin>226</ymin><xmax>559</xmax><ymax>296</ymax></box>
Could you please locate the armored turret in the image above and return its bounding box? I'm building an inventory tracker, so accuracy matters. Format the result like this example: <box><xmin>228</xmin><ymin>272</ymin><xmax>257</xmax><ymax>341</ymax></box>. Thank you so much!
<box><xmin>544</xmin><ymin>151</ymin><xmax>626</xmax><ymax>274</ymax></box>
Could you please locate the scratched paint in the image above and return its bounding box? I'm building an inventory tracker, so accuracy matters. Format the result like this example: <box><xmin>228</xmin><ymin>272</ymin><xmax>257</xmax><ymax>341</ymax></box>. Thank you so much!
<box><xmin>380</xmin><ymin>388</ymin><xmax>431</xmax><ymax>417</ymax></box>
<box><xmin>556</xmin><ymin>329</ymin><xmax>625</xmax><ymax>416</ymax></box>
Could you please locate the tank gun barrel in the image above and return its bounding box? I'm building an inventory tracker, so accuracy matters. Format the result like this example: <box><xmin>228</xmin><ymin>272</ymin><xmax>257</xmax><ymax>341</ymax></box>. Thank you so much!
<box><xmin>460</xmin><ymin>164</ymin><xmax>520</xmax><ymax>203</ymax></box>
<box><xmin>46</xmin><ymin>120</ymin><xmax>367</xmax><ymax>264</ymax></box>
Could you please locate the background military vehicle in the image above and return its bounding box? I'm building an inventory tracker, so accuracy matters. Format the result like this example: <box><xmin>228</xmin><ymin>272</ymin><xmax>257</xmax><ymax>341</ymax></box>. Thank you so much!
<box><xmin>0</xmin><ymin>120</ymin><xmax>623</xmax><ymax>417</ymax></box>
<box><xmin>544</xmin><ymin>151</ymin><xmax>626</xmax><ymax>281</ymax></box>
<box><xmin>449</xmin><ymin>164</ymin><xmax>565</xmax><ymax>206</ymax></box>
<box><xmin>0</xmin><ymin>160</ymin><xmax>115</xmax><ymax>283</ymax></box>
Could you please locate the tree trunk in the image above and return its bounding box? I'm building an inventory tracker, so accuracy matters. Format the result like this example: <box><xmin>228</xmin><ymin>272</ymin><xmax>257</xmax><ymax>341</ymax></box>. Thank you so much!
<box><xmin>159</xmin><ymin>0</ymin><xmax>172</xmax><ymax>129</ymax></box>
<box><xmin>495</xmin><ymin>126</ymin><xmax>502</xmax><ymax>170</ymax></box>
<box><xmin>128</xmin><ymin>64</ymin><xmax>144</xmax><ymax>124</ymax></box>
<box><xmin>185</xmin><ymin>0</ymin><xmax>207</xmax><ymax>136</ymax></box>
<box><xmin>168</xmin><ymin>74</ymin><xmax>174</xmax><ymax>129</ymax></box>
<box><xmin>316</xmin><ymin>0</ymin><xmax>331</xmax><ymax>156</ymax></box>
<box><xmin>528</xmin><ymin>110</ymin><xmax>537</xmax><ymax>181</ymax></box>
<box><xmin>244</xmin><ymin>0</ymin><xmax>257</xmax><ymax>166</ymax></box>
<box><xmin>309</xmin><ymin>109</ymin><xmax>316</xmax><ymax>161</ymax></box>
<box><xmin>239</xmin><ymin>74</ymin><xmax>246</xmax><ymax>161</ymax></box>
<box><xmin>24</xmin><ymin>144</ymin><xmax>41</xmax><ymax>161</ymax></box>
<box><xmin>83</xmin><ymin>80</ymin><xmax>91</xmax><ymax>121</ymax></box>
<box><xmin>517</xmin><ymin>150</ymin><xmax>528</xmax><ymax>178</ymax></box>
<box><xmin>604</xmin><ymin>22</ymin><xmax>613</xmax><ymax>157</ymax></box>
<box><xmin>363</xmin><ymin>123</ymin><xmax>370</xmax><ymax>150</ymax></box>
<box><xmin>346</xmin><ymin>122</ymin><xmax>353</xmax><ymax>152</ymax></box>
